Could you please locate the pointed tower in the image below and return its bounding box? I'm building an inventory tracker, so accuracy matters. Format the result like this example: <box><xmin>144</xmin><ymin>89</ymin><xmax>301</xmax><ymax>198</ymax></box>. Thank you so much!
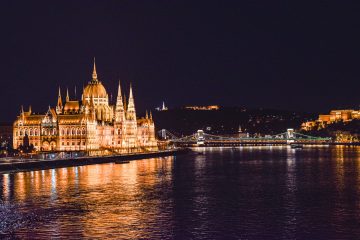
<box><xmin>56</xmin><ymin>87</ymin><xmax>63</xmax><ymax>114</ymax></box>
<box><xmin>66</xmin><ymin>88</ymin><xmax>70</xmax><ymax>102</ymax></box>
<box><xmin>124</xmin><ymin>84</ymin><xmax>138</xmax><ymax>149</ymax></box>
<box><xmin>92</xmin><ymin>57</ymin><xmax>98</xmax><ymax>81</ymax></box>
<box><xmin>115</xmin><ymin>81</ymin><xmax>125</xmax><ymax>123</ymax></box>
<box><xmin>20</xmin><ymin>105</ymin><xmax>25</xmax><ymax>121</ymax></box>
<box><xmin>126</xmin><ymin>84</ymin><xmax>136</xmax><ymax>121</ymax></box>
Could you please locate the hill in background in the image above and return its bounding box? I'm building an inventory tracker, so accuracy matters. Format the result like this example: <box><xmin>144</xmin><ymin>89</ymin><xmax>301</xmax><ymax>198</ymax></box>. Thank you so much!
<box><xmin>152</xmin><ymin>107</ymin><xmax>314</xmax><ymax>136</ymax></box>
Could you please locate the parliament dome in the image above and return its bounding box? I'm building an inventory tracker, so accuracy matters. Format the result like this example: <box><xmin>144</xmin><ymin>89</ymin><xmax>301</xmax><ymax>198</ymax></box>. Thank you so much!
<box><xmin>83</xmin><ymin>81</ymin><xmax>108</xmax><ymax>98</ymax></box>
<box><xmin>83</xmin><ymin>59</ymin><xmax>108</xmax><ymax>100</ymax></box>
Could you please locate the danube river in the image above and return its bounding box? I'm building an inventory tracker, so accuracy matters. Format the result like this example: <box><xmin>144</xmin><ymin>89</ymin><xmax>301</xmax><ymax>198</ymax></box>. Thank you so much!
<box><xmin>1</xmin><ymin>146</ymin><xmax>360</xmax><ymax>239</ymax></box>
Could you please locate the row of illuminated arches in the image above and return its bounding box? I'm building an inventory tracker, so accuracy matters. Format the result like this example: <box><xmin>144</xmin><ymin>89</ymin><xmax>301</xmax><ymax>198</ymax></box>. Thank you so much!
<box><xmin>16</xmin><ymin>127</ymin><xmax>87</xmax><ymax>137</ymax></box>
<box><xmin>17</xmin><ymin>128</ymin><xmax>41</xmax><ymax>137</ymax></box>
<box><xmin>17</xmin><ymin>128</ymin><xmax>57</xmax><ymax>136</ymax></box>
<box><xmin>60</xmin><ymin>127</ymin><xmax>86</xmax><ymax>136</ymax></box>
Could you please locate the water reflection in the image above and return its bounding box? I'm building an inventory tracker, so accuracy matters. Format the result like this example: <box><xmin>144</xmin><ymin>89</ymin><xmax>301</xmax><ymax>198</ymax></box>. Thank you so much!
<box><xmin>0</xmin><ymin>147</ymin><xmax>360</xmax><ymax>239</ymax></box>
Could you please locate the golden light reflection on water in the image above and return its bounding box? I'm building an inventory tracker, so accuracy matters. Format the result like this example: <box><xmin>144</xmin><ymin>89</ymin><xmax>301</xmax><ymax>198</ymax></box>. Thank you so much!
<box><xmin>1</xmin><ymin>157</ymin><xmax>174</xmax><ymax>239</ymax></box>
<box><xmin>1</xmin><ymin>147</ymin><xmax>360</xmax><ymax>239</ymax></box>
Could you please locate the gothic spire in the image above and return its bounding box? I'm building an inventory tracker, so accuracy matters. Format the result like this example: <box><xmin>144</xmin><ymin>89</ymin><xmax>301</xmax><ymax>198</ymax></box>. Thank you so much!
<box><xmin>117</xmin><ymin>81</ymin><xmax>123</xmax><ymax>103</ymax></box>
<box><xmin>66</xmin><ymin>88</ymin><xmax>70</xmax><ymax>102</ymax></box>
<box><xmin>115</xmin><ymin>80</ymin><xmax>125</xmax><ymax>122</ymax></box>
<box><xmin>127</xmin><ymin>84</ymin><xmax>136</xmax><ymax>120</ymax></box>
<box><xmin>57</xmin><ymin>87</ymin><xmax>62</xmax><ymax>107</ymax></box>
<box><xmin>92</xmin><ymin>57</ymin><xmax>98</xmax><ymax>80</ymax></box>
<box><xmin>20</xmin><ymin>105</ymin><xmax>25</xmax><ymax>121</ymax></box>
<box><xmin>128</xmin><ymin>84</ymin><xmax>134</xmax><ymax>108</ymax></box>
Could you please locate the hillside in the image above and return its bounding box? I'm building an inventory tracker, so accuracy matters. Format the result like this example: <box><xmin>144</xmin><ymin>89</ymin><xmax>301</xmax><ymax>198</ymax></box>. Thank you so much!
<box><xmin>152</xmin><ymin>107</ymin><xmax>313</xmax><ymax>136</ymax></box>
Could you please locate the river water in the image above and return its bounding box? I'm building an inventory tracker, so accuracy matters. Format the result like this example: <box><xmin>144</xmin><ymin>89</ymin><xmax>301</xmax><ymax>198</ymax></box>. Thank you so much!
<box><xmin>0</xmin><ymin>146</ymin><xmax>360</xmax><ymax>239</ymax></box>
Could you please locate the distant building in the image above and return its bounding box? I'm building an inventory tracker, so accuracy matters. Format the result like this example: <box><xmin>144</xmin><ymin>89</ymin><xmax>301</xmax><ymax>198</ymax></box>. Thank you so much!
<box><xmin>13</xmin><ymin>60</ymin><xmax>158</xmax><ymax>152</ymax></box>
<box><xmin>184</xmin><ymin>105</ymin><xmax>220</xmax><ymax>111</ymax></box>
<box><xmin>302</xmin><ymin>109</ymin><xmax>360</xmax><ymax>131</ymax></box>
<box><xmin>156</xmin><ymin>101</ymin><xmax>168</xmax><ymax>111</ymax></box>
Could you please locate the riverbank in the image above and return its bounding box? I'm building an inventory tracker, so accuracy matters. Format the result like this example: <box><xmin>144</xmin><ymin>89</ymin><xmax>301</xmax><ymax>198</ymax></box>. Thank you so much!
<box><xmin>0</xmin><ymin>148</ymin><xmax>190</xmax><ymax>174</ymax></box>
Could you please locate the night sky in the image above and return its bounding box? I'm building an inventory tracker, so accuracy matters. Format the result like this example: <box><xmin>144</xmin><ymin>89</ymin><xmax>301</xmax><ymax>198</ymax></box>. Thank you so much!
<box><xmin>1</xmin><ymin>1</ymin><xmax>359</xmax><ymax>122</ymax></box>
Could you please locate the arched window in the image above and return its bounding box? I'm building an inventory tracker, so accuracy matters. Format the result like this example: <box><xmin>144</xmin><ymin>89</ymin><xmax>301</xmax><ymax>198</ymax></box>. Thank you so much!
<box><xmin>72</xmin><ymin>129</ymin><xmax>76</xmax><ymax>135</ymax></box>
<box><xmin>82</xmin><ymin>128</ymin><xmax>85</xmax><ymax>135</ymax></box>
<box><xmin>61</xmin><ymin>129</ymin><xmax>65</xmax><ymax>136</ymax></box>
<box><xmin>66</xmin><ymin>128</ymin><xmax>70</xmax><ymax>135</ymax></box>
<box><xmin>30</xmin><ymin>129</ymin><xmax>33</xmax><ymax>136</ymax></box>
<box><xmin>77</xmin><ymin>129</ymin><xmax>81</xmax><ymax>135</ymax></box>
<box><xmin>35</xmin><ymin>129</ymin><xmax>38</xmax><ymax>136</ymax></box>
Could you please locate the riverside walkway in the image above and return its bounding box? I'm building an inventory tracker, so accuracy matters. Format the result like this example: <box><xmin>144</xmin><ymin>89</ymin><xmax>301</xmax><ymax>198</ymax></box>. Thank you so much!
<box><xmin>0</xmin><ymin>149</ymin><xmax>188</xmax><ymax>173</ymax></box>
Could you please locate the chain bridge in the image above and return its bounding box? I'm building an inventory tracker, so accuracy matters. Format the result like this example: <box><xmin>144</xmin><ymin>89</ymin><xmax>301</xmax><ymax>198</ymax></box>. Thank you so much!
<box><xmin>158</xmin><ymin>129</ymin><xmax>331</xmax><ymax>146</ymax></box>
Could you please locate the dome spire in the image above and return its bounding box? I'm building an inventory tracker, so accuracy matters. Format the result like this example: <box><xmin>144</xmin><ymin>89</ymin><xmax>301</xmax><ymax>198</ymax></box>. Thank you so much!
<box><xmin>66</xmin><ymin>88</ymin><xmax>70</xmax><ymax>102</ymax></box>
<box><xmin>92</xmin><ymin>57</ymin><xmax>98</xmax><ymax>80</ymax></box>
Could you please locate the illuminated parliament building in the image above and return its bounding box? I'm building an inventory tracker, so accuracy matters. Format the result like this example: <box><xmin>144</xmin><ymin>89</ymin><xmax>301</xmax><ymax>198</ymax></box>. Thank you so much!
<box><xmin>13</xmin><ymin>61</ymin><xmax>158</xmax><ymax>152</ymax></box>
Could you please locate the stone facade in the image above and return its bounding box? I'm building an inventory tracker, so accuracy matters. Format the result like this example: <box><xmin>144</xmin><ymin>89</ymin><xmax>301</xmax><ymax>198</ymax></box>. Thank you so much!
<box><xmin>13</xmin><ymin>61</ymin><xmax>157</xmax><ymax>152</ymax></box>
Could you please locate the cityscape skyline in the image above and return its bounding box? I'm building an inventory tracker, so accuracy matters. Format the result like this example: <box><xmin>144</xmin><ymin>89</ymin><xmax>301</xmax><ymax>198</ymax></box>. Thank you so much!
<box><xmin>0</xmin><ymin>2</ymin><xmax>360</xmax><ymax>239</ymax></box>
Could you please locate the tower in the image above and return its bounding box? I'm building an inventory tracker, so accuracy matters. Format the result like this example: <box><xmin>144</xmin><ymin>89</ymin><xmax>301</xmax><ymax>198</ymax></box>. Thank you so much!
<box><xmin>115</xmin><ymin>81</ymin><xmax>125</xmax><ymax>123</ymax></box>
<box><xmin>125</xmin><ymin>84</ymin><xmax>138</xmax><ymax>148</ymax></box>
<box><xmin>113</xmin><ymin>81</ymin><xmax>126</xmax><ymax>148</ymax></box>
<box><xmin>126</xmin><ymin>84</ymin><xmax>136</xmax><ymax>121</ymax></box>
<box><xmin>92</xmin><ymin>57</ymin><xmax>97</xmax><ymax>81</ymax></box>
<box><xmin>66</xmin><ymin>88</ymin><xmax>70</xmax><ymax>102</ymax></box>
<box><xmin>56</xmin><ymin>87</ymin><xmax>63</xmax><ymax>114</ymax></box>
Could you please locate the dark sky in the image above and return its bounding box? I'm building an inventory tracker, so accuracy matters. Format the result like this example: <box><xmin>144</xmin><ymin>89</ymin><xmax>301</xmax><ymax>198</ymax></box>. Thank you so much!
<box><xmin>1</xmin><ymin>0</ymin><xmax>359</xmax><ymax>122</ymax></box>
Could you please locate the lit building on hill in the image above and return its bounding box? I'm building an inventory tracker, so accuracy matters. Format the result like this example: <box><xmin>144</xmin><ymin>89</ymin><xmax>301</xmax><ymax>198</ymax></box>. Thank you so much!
<box><xmin>13</xmin><ymin>60</ymin><xmax>158</xmax><ymax>152</ymax></box>
<box><xmin>301</xmin><ymin>109</ymin><xmax>360</xmax><ymax>131</ymax></box>
<box><xmin>156</xmin><ymin>101</ymin><xmax>168</xmax><ymax>111</ymax></box>
<box><xmin>184</xmin><ymin>105</ymin><xmax>220</xmax><ymax>110</ymax></box>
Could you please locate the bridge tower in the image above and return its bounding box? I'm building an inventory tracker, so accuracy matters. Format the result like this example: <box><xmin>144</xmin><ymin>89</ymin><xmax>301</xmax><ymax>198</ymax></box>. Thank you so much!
<box><xmin>161</xmin><ymin>129</ymin><xmax>167</xmax><ymax>140</ymax></box>
<box><xmin>286</xmin><ymin>128</ymin><xmax>295</xmax><ymax>144</ymax></box>
<box><xmin>196</xmin><ymin>130</ymin><xmax>205</xmax><ymax>145</ymax></box>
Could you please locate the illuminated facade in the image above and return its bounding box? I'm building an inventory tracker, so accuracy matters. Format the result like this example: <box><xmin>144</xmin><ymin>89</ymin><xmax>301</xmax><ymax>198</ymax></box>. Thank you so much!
<box><xmin>184</xmin><ymin>105</ymin><xmax>220</xmax><ymax>110</ymax></box>
<box><xmin>13</xmin><ymin>61</ymin><xmax>158</xmax><ymax>152</ymax></box>
<box><xmin>301</xmin><ymin>109</ymin><xmax>360</xmax><ymax>131</ymax></box>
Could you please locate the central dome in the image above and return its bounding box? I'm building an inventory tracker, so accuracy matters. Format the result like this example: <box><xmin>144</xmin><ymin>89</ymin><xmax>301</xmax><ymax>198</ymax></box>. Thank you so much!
<box><xmin>83</xmin><ymin>59</ymin><xmax>108</xmax><ymax>99</ymax></box>
<box><xmin>83</xmin><ymin>81</ymin><xmax>108</xmax><ymax>98</ymax></box>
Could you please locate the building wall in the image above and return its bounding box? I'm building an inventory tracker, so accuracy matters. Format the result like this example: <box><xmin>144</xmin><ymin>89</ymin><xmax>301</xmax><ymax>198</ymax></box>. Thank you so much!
<box><xmin>13</xmin><ymin>63</ymin><xmax>158</xmax><ymax>152</ymax></box>
<box><xmin>302</xmin><ymin>109</ymin><xmax>360</xmax><ymax>131</ymax></box>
